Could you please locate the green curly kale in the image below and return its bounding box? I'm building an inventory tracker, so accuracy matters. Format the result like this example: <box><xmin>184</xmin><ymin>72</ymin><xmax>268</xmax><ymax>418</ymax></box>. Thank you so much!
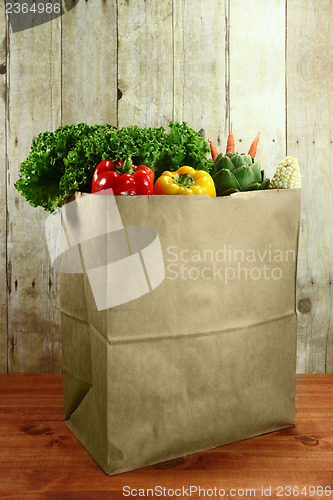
<box><xmin>15</xmin><ymin>122</ymin><xmax>213</xmax><ymax>212</ymax></box>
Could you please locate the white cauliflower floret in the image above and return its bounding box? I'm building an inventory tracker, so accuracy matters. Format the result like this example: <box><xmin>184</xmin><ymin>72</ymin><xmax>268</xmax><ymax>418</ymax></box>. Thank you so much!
<box><xmin>270</xmin><ymin>156</ymin><xmax>301</xmax><ymax>189</ymax></box>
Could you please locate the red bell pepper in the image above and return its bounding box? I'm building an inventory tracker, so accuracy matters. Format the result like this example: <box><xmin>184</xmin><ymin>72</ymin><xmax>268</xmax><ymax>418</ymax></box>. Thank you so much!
<box><xmin>91</xmin><ymin>158</ymin><xmax>154</xmax><ymax>195</ymax></box>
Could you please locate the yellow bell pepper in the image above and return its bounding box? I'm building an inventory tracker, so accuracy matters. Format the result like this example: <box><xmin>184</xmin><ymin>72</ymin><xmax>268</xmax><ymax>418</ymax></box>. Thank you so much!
<box><xmin>154</xmin><ymin>166</ymin><xmax>216</xmax><ymax>197</ymax></box>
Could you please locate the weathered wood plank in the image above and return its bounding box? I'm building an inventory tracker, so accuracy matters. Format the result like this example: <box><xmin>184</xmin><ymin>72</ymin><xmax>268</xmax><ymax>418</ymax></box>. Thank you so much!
<box><xmin>0</xmin><ymin>2</ymin><xmax>7</xmax><ymax>372</ymax></box>
<box><xmin>229</xmin><ymin>0</ymin><xmax>286</xmax><ymax>176</ymax></box>
<box><xmin>61</xmin><ymin>0</ymin><xmax>117</xmax><ymax>125</ymax></box>
<box><xmin>287</xmin><ymin>0</ymin><xmax>333</xmax><ymax>373</ymax></box>
<box><xmin>117</xmin><ymin>0</ymin><xmax>174</xmax><ymax>127</ymax></box>
<box><xmin>173</xmin><ymin>0</ymin><xmax>227</xmax><ymax>146</ymax></box>
<box><xmin>6</xmin><ymin>14</ymin><xmax>61</xmax><ymax>372</ymax></box>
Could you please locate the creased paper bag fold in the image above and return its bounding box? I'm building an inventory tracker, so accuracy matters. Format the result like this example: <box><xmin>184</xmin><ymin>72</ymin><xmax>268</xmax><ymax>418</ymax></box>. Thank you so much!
<box><xmin>59</xmin><ymin>189</ymin><xmax>301</xmax><ymax>475</ymax></box>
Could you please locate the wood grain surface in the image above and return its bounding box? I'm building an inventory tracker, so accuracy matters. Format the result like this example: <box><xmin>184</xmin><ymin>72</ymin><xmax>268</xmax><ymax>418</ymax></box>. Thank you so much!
<box><xmin>0</xmin><ymin>0</ymin><xmax>332</xmax><ymax>373</ymax></box>
<box><xmin>0</xmin><ymin>374</ymin><xmax>332</xmax><ymax>499</ymax></box>
<box><xmin>173</xmin><ymin>0</ymin><xmax>227</xmax><ymax>143</ymax></box>
<box><xmin>230</xmin><ymin>0</ymin><xmax>286</xmax><ymax>176</ymax></box>
<box><xmin>117</xmin><ymin>0</ymin><xmax>174</xmax><ymax>127</ymax></box>
<box><xmin>0</xmin><ymin>1</ymin><xmax>7</xmax><ymax>372</ymax></box>
<box><xmin>287</xmin><ymin>0</ymin><xmax>333</xmax><ymax>373</ymax></box>
<box><xmin>5</xmin><ymin>12</ymin><xmax>61</xmax><ymax>373</ymax></box>
<box><xmin>61</xmin><ymin>0</ymin><xmax>117</xmax><ymax>125</ymax></box>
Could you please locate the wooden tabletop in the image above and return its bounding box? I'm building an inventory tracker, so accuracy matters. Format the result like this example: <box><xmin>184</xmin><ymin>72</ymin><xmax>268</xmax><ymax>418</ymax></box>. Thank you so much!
<box><xmin>0</xmin><ymin>374</ymin><xmax>332</xmax><ymax>499</ymax></box>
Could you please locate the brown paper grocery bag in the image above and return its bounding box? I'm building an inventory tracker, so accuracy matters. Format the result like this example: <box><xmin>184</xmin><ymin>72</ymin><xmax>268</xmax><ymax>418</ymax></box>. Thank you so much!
<box><xmin>59</xmin><ymin>189</ymin><xmax>301</xmax><ymax>475</ymax></box>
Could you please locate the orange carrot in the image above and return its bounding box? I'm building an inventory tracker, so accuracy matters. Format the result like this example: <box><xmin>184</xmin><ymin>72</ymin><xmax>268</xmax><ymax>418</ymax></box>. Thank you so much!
<box><xmin>248</xmin><ymin>132</ymin><xmax>260</xmax><ymax>158</ymax></box>
<box><xmin>226</xmin><ymin>125</ymin><xmax>234</xmax><ymax>154</ymax></box>
<box><xmin>210</xmin><ymin>141</ymin><xmax>219</xmax><ymax>162</ymax></box>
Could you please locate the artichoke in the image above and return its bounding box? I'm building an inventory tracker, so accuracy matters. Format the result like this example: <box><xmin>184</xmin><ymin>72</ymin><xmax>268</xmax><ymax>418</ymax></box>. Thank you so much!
<box><xmin>212</xmin><ymin>153</ymin><xmax>270</xmax><ymax>197</ymax></box>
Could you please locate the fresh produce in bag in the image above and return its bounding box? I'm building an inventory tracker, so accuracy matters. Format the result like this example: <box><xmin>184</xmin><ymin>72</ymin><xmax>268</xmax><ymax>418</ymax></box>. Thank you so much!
<box><xmin>91</xmin><ymin>158</ymin><xmax>154</xmax><ymax>195</ymax></box>
<box><xmin>15</xmin><ymin>122</ymin><xmax>212</xmax><ymax>211</ymax></box>
<box><xmin>212</xmin><ymin>153</ymin><xmax>270</xmax><ymax>196</ymax></box>
<box><xmin>270</xmin><ymin>156</ymin><xmax>302</xmax><ymax>189</ymax></box>
<box><xmin>13</xmin><ymin>118</ymin><xmax>302</xmax><ymax>476</ymax></box>
<box><xmin>154</xmin><ymin>166</ymin><xmax>216</xmax><ymax>197</ymax></box>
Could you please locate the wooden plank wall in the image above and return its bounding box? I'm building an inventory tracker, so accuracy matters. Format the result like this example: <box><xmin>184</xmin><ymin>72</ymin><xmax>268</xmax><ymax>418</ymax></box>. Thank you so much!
<box><xmin>62</xmin><ymin>0</ymin><xmax>117</xmax><ymax>125</ymax></box>
<box><xmin>0</xmin><ymin>0</ymin><xmax>332</xmax><ymax>373</ymax></box>
<box><xmin>5</xmin><ymin>8</ymin><xmax>62</xmax><ymax>373</ymax></box>
<box><xmin>173</xmin><ymin>0</ymin><xmax>226</xmax><ymax>142</ymax></box>
<box><xmin>287</xmin><ymin>0</ymin><xmax>333</xmax><ymax>373</ymax></box>
<box><xmin>118</xmin><ymin>0</ymin><xmax>174</xmax><ymax>127</ymax></box>
<box><xmin>230</xmin><ymin>0</ymin><xmax>286</xmax><ymax>175</ymax></box>
<box><xmin>0</xmin><ymin>2</ymin><xmax>7</xmax><ymax>372</ymax></box>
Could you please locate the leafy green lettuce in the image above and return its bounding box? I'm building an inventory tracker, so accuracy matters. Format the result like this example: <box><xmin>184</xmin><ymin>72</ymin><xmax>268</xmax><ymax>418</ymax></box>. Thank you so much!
<box><xmin>15</xmin><ymin>122</ymin><xmax>213</xmax><ymax>212</ymax></box>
